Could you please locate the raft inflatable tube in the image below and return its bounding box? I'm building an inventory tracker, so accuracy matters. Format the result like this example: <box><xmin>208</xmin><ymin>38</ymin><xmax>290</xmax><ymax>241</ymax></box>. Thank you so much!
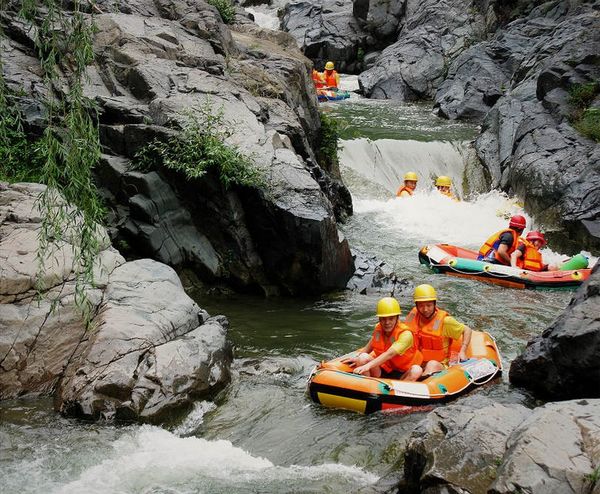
<box><xmin>308</xmin><ymin>330</ymin><xmax>501</xmax><ymax>414</ymax></box>
<box><xmin>419</xmin><ymin>244</ymin><xmax>592</xmax><ymax>290</ymax></box>
<box><xmin>317</xmin><ymin>88</ymin><xmax>351</xmax><ymax>102</ymax></box>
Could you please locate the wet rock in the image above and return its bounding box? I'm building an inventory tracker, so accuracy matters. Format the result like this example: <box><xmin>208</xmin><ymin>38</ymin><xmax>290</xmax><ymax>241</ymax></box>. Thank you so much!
<box><xmin>510</xmin><ymin>262</ymin><xmax>600</xmax><ymax>400</ymax></box>
<box><xmin>401</xmin><ymin>395</ymin><xmax>600</xmax><ymax>494</ymax></box>
<box><xmin>346</xmin><ymin>249</ymin><xmax>411</xmax><ymax>296</ymax></box>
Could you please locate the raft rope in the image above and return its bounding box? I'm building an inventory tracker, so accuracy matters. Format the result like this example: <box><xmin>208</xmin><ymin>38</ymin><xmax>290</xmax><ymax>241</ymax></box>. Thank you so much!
<box><xmin>424</xmin><ymin>254</ymin><xmax>520</xmax><ymax>278</ymax></box>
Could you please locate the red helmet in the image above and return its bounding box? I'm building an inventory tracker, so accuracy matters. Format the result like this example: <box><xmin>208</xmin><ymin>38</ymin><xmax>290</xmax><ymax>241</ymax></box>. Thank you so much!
<box><xmin>526</xmin><ymin>231</ymin><xmax>546</xmax><ymax>246</ymax></box>
<box><xmin>509</xmin><ymin>215</ymin><xmax>527</xmax><ymax>229</ymax></box>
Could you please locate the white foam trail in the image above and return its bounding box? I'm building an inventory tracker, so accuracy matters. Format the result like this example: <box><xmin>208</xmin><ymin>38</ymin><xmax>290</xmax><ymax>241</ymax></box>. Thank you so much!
<box><xmin>172</xmin><ymin>401</ymin><xmax>217</xmax><ymax>436</ymax></box>
<box><xmin>55</xmin><ymin>426</ymin><xmax>378</xmax><ymax>494</ymax></box>
<box><xmin>340</xmin><ymin>138</ymin><xmax>471</xmax><ymax>196</ymax></box>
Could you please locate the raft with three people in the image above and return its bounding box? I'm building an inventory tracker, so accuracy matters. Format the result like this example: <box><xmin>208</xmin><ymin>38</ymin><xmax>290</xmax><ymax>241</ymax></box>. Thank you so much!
<box><xmin>307</xmin><ymin>330</ymin><xmax>502</xmax><ymax>414</ymax></box>
<box><xmin>419</xmin><ymin>243</ymin><xmax>591</xmax><ymax>289</ymax></box>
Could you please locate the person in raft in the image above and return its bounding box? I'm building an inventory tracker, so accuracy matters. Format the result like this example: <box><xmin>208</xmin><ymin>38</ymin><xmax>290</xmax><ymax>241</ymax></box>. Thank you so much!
<box><xmin>322</xmin><ymin>61</ymin><xmax>340</xmax><ymax>89</ymax></box>
<box><xmin>343</xmin><ymin>297</ymin><xmax>423</xmax><ymax>377</ymax></box>
<box><xmin>511</xmin><ymin>230</ymin><xmax>557</xmax><ymax>271</ymax></box>
<box><xmin>311</xmin><ymin>68</ymin><xmax>325</xmax><ymax>89</ymax></box>
<box><xmin>477</xmin><ymin>214</ymin><xmax>526</xmax><ymax>265</ymax></box>
<box><xmin>435</xmin><ymin>176</ymin><xmax>457</xmax><ymax>200</ymax></box>
<box><xmin>396</xmin><ymin>171</ymin><xmax>419</xmax><ymax>197</ymax></box>
<box><xmin>402</xmin><ymin>284</ymin><xmax>473</xmax><ymax>381</ymax></box>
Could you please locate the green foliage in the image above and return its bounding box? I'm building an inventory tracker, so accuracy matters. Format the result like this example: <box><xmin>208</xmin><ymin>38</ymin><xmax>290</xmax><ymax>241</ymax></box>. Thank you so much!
<box><xmin>316</xmin><ymin>111</ymin><xmax>340</xmax><ymax>171</ymax></box>
<box><xmin>0</xmin><ymin>95</ymin><xmax>45</xmax><ymax>183</ymax></box>
<box><xmin>356</xmin><ymin>47</ymin><xmax>365</xmax><ymax>63</ymax></box>
<box><xmin>207</xmin><ymin>0</ymin><xmax>235</xmax><ymax>24</ymax></box>
<box><xmin>569</xmin><ymin>82</ymin><xmax>600</xmax><ymax>142</ymax></box>
<box><xmin>569</xmin><ymin>82</ymin><xmax>599</xmax><ymax>110</ymax></box>
<box><xmin>134</xmin><ymin>102</ymin><xmax>264</xmax><ymax>190</ymax></box>
<box><xmin>573</xmin><ymin>107</ymin><xmax>600</xmax><ymax>142</ymax></box>
<box><xmin>0</xmin><ymin>0</ymin><xmax>104</xmax><ymax>324</ymax></box>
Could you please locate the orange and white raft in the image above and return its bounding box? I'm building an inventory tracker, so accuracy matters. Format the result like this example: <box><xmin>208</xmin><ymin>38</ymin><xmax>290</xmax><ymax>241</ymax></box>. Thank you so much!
<box><xmin>419</xmin><ymin>244</ymin><xmax>591</xmax><ymax>290</ymax></box>
<box><xmin>307</xmin><ymin>330</ymin><xmax>502</xmax><ymax>414</ymax></box>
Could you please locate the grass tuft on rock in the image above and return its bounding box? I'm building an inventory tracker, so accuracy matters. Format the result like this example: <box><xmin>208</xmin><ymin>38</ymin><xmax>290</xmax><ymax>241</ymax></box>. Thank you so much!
<box><xmin>207</xmin><ymin>0</ymin><xmax>235</xmax><ymax>24</ymax></box>
<box><xmin>569</xmin><ymin>82</ymin><xmax>600</xmax><ymax>142</ymax></box>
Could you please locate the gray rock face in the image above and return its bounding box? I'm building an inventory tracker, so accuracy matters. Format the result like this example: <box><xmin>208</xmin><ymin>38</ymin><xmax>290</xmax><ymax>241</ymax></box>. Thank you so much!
<box><xmin>281</xmin><ymin>0</ymin><xmax>367</xmax><ymax>73</ymax></box>
<box><xmin>0</xmin><ymin>184</ymin><xmax>231</xmax><ymax>423</ymax></box>
<box><xmin>352</xmin><ymin>0</ymin><xmax>406</xmax><ymax>42</ymax></box>
<box><xmin>359</xmin><ymin>0</ymin><xmax>487</xmax><ymax>100</ymax></box>
<box><xmin>346</xmin><ymin>249</ymin><xmax>410</xmax><ymax>296</ymax></box>
<box><xmin>403</xmin><ymin>396</ymin><xmax>600</xmax><ymax>494</ymax></box>
<box><xmin>510</xmin><ymin>262</ymin><xmax>600</xmax><ymax>400</ymax></box>
<box><xmin>2</xmin><ymin>0</ymin><xmax>356</xmax><ymax>296</ymax></box>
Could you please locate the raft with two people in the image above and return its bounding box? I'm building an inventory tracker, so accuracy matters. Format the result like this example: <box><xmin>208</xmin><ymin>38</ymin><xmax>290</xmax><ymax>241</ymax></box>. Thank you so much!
<box><xmin>419</xmin><ymin>243</ymin><xmax>591</xmax><ymax>289</ymax></box>
<box><xmin>308</xmin><ymin>329</ymin><xmax>502</xmax><ymax>414</ymax></box>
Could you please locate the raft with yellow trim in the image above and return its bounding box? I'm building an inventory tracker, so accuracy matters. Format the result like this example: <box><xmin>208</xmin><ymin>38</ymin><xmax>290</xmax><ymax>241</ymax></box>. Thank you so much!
<box><xmin>419</xmin><ymin>244</ymin><xmax>591</xmax><ymax>290</ymax></box>
<box><xmin>307</xmin><ymin>330</ymin><xmax>501</xmax><ymax>414</ymax></box>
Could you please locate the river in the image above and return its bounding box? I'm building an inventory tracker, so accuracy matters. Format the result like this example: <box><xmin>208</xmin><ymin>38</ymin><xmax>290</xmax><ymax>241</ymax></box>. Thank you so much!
<box><xmin>2</xmin><ymin>91</ymin><xmax>588</xmax><ymax>493</ymax></box>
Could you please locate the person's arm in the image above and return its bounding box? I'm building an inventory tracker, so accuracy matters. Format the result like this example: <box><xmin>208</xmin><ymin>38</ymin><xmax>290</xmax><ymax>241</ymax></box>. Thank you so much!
<box><xmin>343</xmin><ymin>337</ymin><xmax>373</xmax><ymax>366</ymax></box>
<box><xmin>496</xmin><ymin>243</ymin><xmax>512</xmax><ymax>264</ymax></box>
<box><xmin>510</xmin><ymin>248</ymin><xmax>523</xmax><ymax>267</ymax></box>
<box><xmin>335</xmin><ymin>72</ymin><xmax>340</xmax><ymax>87</ymax></box>
<box><xmin>458</xmin><ymin>326</ymin><xmax>472</xmax><ymax>362</ymax></box>
<box><xmin>353</xmin><ymin>346</ymin><xmax>395</xmax><ymax>375</ymax></box>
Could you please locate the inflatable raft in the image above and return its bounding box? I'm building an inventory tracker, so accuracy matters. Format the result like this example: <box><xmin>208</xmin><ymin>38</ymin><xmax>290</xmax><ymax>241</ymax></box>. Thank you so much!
<box><xmin>308</xmin><ymin>330</ymin><xmax>501</xmax><ymax>414</ymax></box>
<box><xmin>419</xmin><ymin>244</ymin><xmax>591</xmax><ymax>290</ymax></box>
<box><xmin>317</xmin><ymin>88</ymin><xmax>350</xmax><ymax>102</ymax></box>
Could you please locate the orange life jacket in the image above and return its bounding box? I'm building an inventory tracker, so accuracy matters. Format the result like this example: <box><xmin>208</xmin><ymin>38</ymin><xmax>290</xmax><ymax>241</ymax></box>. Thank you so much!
<box><xmin>477</xmin><ymin>228</ymin><xmax>519</xmax><ymax>264</ymax></box>
<box><xmin>516</xmin><ymin>238</ymin><xmax>544</xmax><ymax>271</ymax></box>
<box><xmin>404</xmin><ymin>307</ymin><xmax>456</xmax><ymax>363</ymax></box>
<box><xmin>370</xmin><ymin>321</ymin><xmax>422</xmax><ymax>372</ymax></box>
<box><xmin>396</xmin><ymin>185</ymin><xmax>414</xmax><ymax>197</ymax></box>
<box><xmin>311</xmin><ymin>70</ymin><xmax>324</xmax><ymax>88</ymax></box>
<box><xmin>323</xmin><ymin>70</ymin><xmax>339</xmax><ymax>88</ymax></box>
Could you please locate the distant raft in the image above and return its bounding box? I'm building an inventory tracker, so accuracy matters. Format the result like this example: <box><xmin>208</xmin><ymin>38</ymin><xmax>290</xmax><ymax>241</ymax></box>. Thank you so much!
<box><xmin>317</xmin><ymin>88</ymin><xmax>350</xmax><ymax>102</ymax></box>
<box><xmin>307</xmin><ymin>330</ymin><xmax>501</xmax><ymax>414</ymax></box>
<box><xmin>419</xmin><ymin>243</ymin><xmax>591</xmax><ymax>290</ymax></box>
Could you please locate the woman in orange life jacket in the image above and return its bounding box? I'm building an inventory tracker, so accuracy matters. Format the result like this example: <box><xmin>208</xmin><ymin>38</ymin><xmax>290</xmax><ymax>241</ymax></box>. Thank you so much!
<box><xmin>402</xmin><ymin>284</ymin><xmax>472</xmax><ymax>382</ymax></box>
<box><xmin>435</xmin><ymin>176</ymin><xmax>458</xmax><ymax>200</ymax></box>
<box><xmin>311</xmin><ymin>68</ymin><xmax>325</xmax><ymax>89</ymax></box>
<box><xmin>477</xmin><ymin>214</ymin><xmax>526</xmax><ymax>265</ymax></box>
<box><xmin>396</xmin><ymin>171</ymin><xmax>418</xmax><ymax>197</ymax></box>
<box><xmin>342</xmin><ymin>297</ymin><xmax>423</xmax><ymax>378</ymax></box>
<box><xmin>322</xmin><ymin>61</ymin><xmax>340</xmax><ymax>89</ymax></box>
<box><xmin>510</xmin><ymin>231</ymin><xmax>557</xmax><ymax>271</ymax></box>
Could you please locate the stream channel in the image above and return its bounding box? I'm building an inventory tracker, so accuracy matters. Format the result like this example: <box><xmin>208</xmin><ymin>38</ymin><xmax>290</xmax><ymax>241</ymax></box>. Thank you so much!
<box><xmin>1</xmin><ymin>92</ymin><xmax>586</xmax><ymax>493</ymax></box>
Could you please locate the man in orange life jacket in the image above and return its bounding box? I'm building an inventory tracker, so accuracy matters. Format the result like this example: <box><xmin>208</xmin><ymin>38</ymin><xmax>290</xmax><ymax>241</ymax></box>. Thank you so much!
<box><xmin>435</xmin><ymin>176</ymin><xmax>458</xmax><ymax>200</ymax></box>
<box><xmin>402</xmin><ymin>284</ymin><xmax>472</xmax><ymax>381</ymax></box>
<box><xmin>323</xmin><ymin>61</ymin><xmax>340</xmax><ymax>89</ymax></box>
<box><xmin>311</xmin><ymin>68</ymin><xmax>325</xmax><ymax>89</ymax></box>
<box><xmin>510</xmin><ymin>231</ymin><xmax>557</xmax><ymax>271</ymax></box>
<box><xmin>477</xmin><ymin>214</ymin><xmax>526</xmax><ymax>265</ymax></box>
<box><xmin>396</xmin><ymin>171</ymin><xmax>418</xmax><ymax>197</ymax></box>
<box><xmin>343</xmin><ymin>297</ymin><xmax>423</xmax><ymax>377</ymax></box>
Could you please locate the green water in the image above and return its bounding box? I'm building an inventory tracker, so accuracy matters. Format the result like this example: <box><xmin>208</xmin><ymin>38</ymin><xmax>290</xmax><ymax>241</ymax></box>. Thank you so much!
<box><xmin>0</xmin><ymin>100</ymin><xmax>572</xmax><ymax>494</ymax></box>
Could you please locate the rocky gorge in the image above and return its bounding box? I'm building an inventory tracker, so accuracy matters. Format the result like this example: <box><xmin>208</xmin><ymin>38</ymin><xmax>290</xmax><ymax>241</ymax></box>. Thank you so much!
<box><xmin>1</xmin><ymin>0</ymin><xmax>600</xmax><ymax>493</ymax></box>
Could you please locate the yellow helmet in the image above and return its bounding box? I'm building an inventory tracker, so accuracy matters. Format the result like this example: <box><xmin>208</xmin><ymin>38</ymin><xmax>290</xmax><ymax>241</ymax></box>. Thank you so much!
<box><xmin>376</xmin><ymin>297</ymin><xmax>401</xmax><ymax>317</ymax></box>
<box><xmin>435</xmin><ymin>176</ymin><xmax>452</xmax><ymax>187</ymax></box>
<box><xmin>413</xmin><ymin>284</ymin><xmax>437</xmax><ymax>302</ymax></box>
<box><xmin>404</xmin><ymin>171</ymin><xmax>418</xmax><ymax>182</ymax></box>
<box><xmin>325</xmin><ymin>61</ymin><xmax>335</xmax><ymax>70</ymax></box>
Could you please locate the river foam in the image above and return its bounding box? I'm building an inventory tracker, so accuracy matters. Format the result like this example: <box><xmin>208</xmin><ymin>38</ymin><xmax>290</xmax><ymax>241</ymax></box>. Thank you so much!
<box><xmin>54</xmin><ymin>426</ymin><xmax>378</xmax><ymax>494</ymax></box>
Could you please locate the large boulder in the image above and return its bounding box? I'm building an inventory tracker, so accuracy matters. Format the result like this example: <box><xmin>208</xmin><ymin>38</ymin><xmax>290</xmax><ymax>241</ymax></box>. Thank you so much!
<box><xmin>402</xmin><ymin>395</ymin><xmax>600</xmax><ymax>494</ymax></box>
<box><xmin>1</xmin><ymin>0</ymin><xmax>355</xmax><ymax>296</ymax></box>
<box><xmin>281</xmin><ymin>0</ymin><xmax>367</xmax><ymax>73</ymax></box>
<box><xmin>510</xmin><ymin>262</ymin><xmax>600</xmax><ymax>400</ymax></box>
<box><xmin>359</xmin><ymin>0</ymin><xmax>487</xmax><ymax>100</ymax></box>
<box><xmin>0</xmin><ymin>183</ymin><xmax>231</xmax><ymax>423</ymax></box>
